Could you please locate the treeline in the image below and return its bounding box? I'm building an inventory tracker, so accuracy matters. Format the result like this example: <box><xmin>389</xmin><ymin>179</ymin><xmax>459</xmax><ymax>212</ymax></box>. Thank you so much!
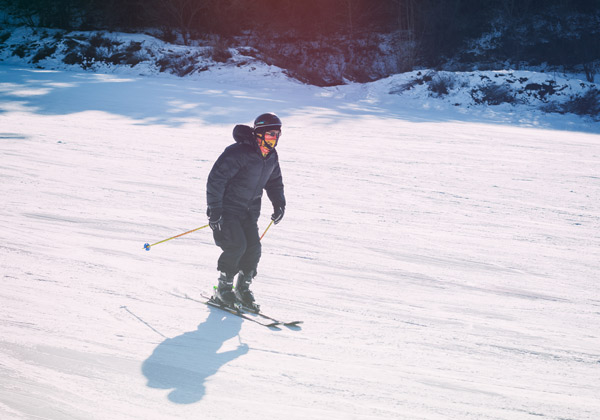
<box><xmin>2</xmin><ymin>0</ymin><xmax>600</xmax><ymax>67</ymax></box>
<box><xmin>4</xmin><ymin>1</ymin><xmax>599</xmax><ymax>36</ymax></box>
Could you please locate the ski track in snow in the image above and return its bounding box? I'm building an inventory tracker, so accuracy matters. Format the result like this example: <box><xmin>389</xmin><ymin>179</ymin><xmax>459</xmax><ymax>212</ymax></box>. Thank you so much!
<box><xmin>1</xmin><ymin>64</ymin><xmax>600</xmax><ymax>420</ymax></box>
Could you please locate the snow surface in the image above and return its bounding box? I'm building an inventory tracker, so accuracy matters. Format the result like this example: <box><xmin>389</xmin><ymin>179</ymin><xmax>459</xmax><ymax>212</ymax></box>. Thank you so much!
<box><xmin>1</xmin><ymin>55</ymin><xmax>600</xmax><ymax>420</ymax></box>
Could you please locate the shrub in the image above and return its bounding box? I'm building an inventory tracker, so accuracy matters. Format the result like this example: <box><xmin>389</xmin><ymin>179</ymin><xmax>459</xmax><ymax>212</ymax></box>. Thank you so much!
<box><xmin>390</xmin><ymin>81</ymin><xmax>417</xmax><ymax>95</ymax></box>
<box><xmin>390</xmin><ymin>71</ymin><xmax>435</xmax><ymax>94</ymax></box>
<box><xmin>126</xmin><ymin>55</ymin><xmax>142</xmax><ymax>67</ymax></box>
<box><xmin>12</xmin><ymin>44</ymin><xmax>30</xmax><ymax>58</ymax></box>
<box><xmin>546</xmin><ymin>89</ymin><xmax>600</xmax><ymax>119</ymax></box>
<box><xmin>159</xmin><ymin>28</ymin><xmax>178</xmax><ymax>44</ymax></box>
<box><xmin>63</xmin><ymin>52</ymin><xmax>82</xmax><ymax>65</ymax></box>
<box><xmin>429</xmin><ymin>73</ymin><xmax>456</xmax><ymax>97</ymax></box>
<box><xmin>63</xmin><ymin>38</ymin><xmax>80</xmax><ymax>49</ymax></box>
<box><xmin>0</xmin><ymin>32</ymin><xmax>11</xmax><ymax>45</ymax></box>
<box><xmin>471</xmin><ymin>83</ymin><xmax>516</xmax><ymax>105</ymax></box>
<box><xmin>82</xmin><ymin>45</ymin><xmax>100</xmax><ymax>64</ymax></box>
<box><xmin>157</xmin><ymin>52</ymin><xmax>202</xmax><ymax>76</ymax></box>
<box><xmin>126</xmin><ymin>41</ymin><xmax>142</xmax><ymax>53</ymax></box>
<box><xmin>523</xmin><ymin>81</ymin><xmax>560</xmax><ymax>101</ymax></box>
<box><xmin>107</xmin><ymin>51</ymin><xmax>128</xmax><ymax>65</ymax></box>
<box><xmin>89</xmin><ymin>33</ymin><xmax>114</xmax><ymax>49</ymax></box>
<box><xmin>210</xmin><ymin>37</ymin><xmax>232</xmax><ymax>63</ymax></box>
<box><xmin>32</xmin><ymin>44</ymin><xmax>57</xmax><ymax>63</ymax></box>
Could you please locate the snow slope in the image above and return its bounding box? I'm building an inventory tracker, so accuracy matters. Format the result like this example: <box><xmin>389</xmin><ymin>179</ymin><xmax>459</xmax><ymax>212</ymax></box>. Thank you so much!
<box><xmin>1</xmin><ymin>63</ymin><xmax>600</xmax><ymax>420</ymax></box>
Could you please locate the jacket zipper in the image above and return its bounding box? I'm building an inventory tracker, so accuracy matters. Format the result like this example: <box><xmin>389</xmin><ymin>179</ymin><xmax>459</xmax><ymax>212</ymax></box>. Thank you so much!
<box><xmin>249</xmin><ymin>158</ymin><xmax>267</xmax><ymax>211</ymax></box>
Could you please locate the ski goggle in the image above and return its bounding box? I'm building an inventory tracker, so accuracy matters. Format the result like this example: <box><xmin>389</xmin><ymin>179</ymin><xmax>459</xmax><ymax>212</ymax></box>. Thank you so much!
<box><xmin>264</xmin><ymin>130</ymin><xmax>281</xmax><ymax>139</ymax></box>
<box><xmin>263</xmin><ymin>130</ymin><xmax>281</xmax><ymax>147</ymax></box>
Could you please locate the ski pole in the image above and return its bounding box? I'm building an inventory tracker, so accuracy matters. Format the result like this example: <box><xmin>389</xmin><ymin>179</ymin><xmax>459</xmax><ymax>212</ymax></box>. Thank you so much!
<box><xmin>144</xmin><ymin>224</ymin><xmax>210</xmax><ymax>251</ymax></box>
<box><xmin>260</xmin><ymin>220</ymin><xmax>274</xmax><ymax>241</ymax></box>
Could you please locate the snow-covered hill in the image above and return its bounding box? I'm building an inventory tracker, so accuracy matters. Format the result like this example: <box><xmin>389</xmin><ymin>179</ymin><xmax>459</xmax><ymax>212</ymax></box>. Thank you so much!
<box><xmin>1</xmin><ymin>26</ymin><xmax>599</xmax><ymax>124</ymax></box>
<box><xmin>1</xmin><ymin>30</ymin><xmax>600</xmax><ymax>420</ymax></box>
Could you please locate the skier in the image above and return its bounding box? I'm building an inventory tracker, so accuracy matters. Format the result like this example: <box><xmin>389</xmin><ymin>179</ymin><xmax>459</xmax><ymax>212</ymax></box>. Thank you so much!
<box><xmin>206</xmin><ymin>113</ymin><xmax>286</xmax><ymax>310</ymax></box>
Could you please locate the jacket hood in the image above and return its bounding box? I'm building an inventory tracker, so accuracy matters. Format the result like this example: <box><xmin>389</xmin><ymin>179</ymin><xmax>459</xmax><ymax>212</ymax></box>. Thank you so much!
<box><xmin>233</xmin><ymin>124</ymin><xmax>255</xmax><ymax>146</ymax></box>
<box><xmin>233</xmin><ymin>124</ymin><xmax>276</xmax><ymax>158</ymax></box>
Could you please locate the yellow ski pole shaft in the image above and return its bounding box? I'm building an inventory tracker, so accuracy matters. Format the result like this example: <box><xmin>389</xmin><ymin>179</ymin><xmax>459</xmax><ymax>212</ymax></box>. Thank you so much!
<box><xmin>144</xmin><ymin>224</ymin><xmax>210</xmax><ymax>251</ymax></box>
<box><xmin>260</xmin><ymin>220</ymin><xmax>274</xmax><ymax>241</ymax></box>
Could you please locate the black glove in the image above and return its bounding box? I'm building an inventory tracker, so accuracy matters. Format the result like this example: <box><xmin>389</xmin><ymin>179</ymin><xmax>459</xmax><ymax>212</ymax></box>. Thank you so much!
<box><xmin>207</xmin><ymin>207</ymin><xmax>223</xmax><ymax>232</ymax></box>
<box><xmin>271</xmin><ymin>206</ymin><xmax>285</xmax><ymax>225</ymax></box>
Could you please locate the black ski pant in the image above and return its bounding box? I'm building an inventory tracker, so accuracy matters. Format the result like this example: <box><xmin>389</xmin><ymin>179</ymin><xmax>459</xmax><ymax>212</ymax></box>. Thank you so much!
<box><xmin>213</xmin><ymin>212</ymin><xmax>261</xmax><ymax>276</ymax></box>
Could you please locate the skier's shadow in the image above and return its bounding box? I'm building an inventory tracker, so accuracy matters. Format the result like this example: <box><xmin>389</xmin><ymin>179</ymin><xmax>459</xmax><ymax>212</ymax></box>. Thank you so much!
<box><xmin>142</xmin><ymin>307</ymin><xmax>248</xmax><ymax>404</ymax></box>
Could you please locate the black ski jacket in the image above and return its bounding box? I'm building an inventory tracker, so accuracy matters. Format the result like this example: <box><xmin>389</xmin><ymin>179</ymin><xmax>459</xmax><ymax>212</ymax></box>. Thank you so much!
<box><xmin>206</xmin><ymin>124</ymin><xmax>285</xmax><ymax>219</ymax></box>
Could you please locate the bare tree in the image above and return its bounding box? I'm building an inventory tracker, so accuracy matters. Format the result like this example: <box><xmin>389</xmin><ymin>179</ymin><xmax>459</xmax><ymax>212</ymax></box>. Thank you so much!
<box><xmin>144</xmin><ymin>0</ymin><xmax>207</xmax><ymax>44</ymax></box>
<box><xmin>500</xmin><ymin>0</ymin><xmax>533</xmax><ymax>19</ymax></box>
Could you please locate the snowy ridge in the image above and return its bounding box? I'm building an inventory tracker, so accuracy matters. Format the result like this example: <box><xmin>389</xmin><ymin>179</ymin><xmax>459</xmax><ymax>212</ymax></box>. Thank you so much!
<box><xmin>1</xmin><ymin>26</ymin><xmax>599</xmax><ymax>127</ymax></box>
<box><xmin>0</xmin><ymin>27</ymin><xmax>291</xmax><ymax>82</ymax></box>
<box><xmin>0</xmin><ymin>29</ymin><xmax>599</xmax><ymax>420</ymax></box>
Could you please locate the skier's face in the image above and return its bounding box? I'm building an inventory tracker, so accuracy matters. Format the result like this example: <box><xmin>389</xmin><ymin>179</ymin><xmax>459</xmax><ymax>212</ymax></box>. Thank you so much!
<box><xmin>263</xmin><ymin>130</ymin><xmax>281</xmax><ymax>148</ymax></box>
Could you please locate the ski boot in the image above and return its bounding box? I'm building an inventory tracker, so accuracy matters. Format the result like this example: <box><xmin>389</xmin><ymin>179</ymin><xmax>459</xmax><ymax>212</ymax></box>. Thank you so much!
<box><xmin>235</xmin><ymin>270</ymin><xmax>260</xmax><ymax>312</ymax></box>
<box><xmin>214</xmin><ymin>272</ymin><xmax>236</xmax><ymax>308</ymax></box>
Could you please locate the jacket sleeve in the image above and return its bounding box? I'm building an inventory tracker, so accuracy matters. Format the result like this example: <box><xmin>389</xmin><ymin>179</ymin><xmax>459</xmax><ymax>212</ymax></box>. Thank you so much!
<box><xmin>206</xmin><ymin>148</ymin><xmax>243</xmax><ymax>210</ymax></box>
<box><xmin>265</xmin><ymin>160</ymin><xmax>286</xmax><ymax>208</ymax></box>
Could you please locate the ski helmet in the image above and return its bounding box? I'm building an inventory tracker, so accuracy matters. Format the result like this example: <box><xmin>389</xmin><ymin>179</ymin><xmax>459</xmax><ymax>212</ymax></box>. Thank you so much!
<box><xmin>253</xmin><ymin>113</ymin><xmax>282</xmax><ymax>131</ymax></box>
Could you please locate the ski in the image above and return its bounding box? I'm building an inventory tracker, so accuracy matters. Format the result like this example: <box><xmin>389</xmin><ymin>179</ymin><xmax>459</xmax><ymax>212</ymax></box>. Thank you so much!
<box><xmin>203</xmin><ymin>296</ymin><xmax>281</xmax><ymax>328</ymax></box>
<box><xmin>236</xmin><ymin>303</ymin><xmax>303</xmax><ymax>327</ymax></box>
<box><xmin>170</xmin><ymin>291</ymin><xmax>281</xmax><ymax>328</ymax></box>
<box><xmin>200</xmin><ymin>293</ymin><xmax>303</xmax><ymax>327</ymax></box>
